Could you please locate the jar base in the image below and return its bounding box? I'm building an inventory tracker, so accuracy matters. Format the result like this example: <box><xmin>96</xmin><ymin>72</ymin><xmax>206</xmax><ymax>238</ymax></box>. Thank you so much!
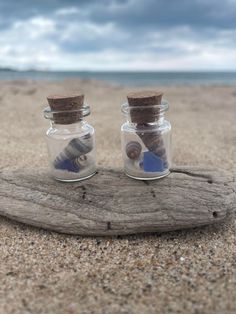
<box><xmin>124</xmin><ymin>170</ymin><xmax>170</xmax><ymax>181</ymax></box>
<box><xmin>53</xmin><ymin>170</ymin><xmax>97</xmax><ymax>182</ymax></box>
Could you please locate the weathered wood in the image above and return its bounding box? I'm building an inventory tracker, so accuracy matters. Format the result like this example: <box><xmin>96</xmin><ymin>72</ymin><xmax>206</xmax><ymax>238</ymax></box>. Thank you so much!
<box><xmin>0</xmin><ymin>167</ymin><xmax>235</xmax><ymax>236</ymax></box>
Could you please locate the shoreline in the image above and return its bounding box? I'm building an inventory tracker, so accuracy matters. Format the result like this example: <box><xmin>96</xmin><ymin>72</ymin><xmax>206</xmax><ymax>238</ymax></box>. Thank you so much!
<box><xmin>1</xmin><ymin>70</ymin><xmax>236</xmax><ymax>86</ymax></box>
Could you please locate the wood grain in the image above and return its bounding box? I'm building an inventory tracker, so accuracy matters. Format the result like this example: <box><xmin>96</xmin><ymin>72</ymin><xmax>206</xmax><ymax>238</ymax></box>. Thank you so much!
<box><xmin>0</xmin><ymin>167</ymin><xmax>235</xmax><ymax>236</ymax></box>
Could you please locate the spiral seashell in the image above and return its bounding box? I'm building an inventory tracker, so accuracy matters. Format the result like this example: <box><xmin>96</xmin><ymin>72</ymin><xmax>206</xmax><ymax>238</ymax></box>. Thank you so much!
<box><xmin>63</xmin><ymin>133</ymin><xmax>93</xmax><ymax>159</ymax></box>
<box><xmin>54</xmin><ymin>133</ymin><xmax>93</xmax><ymax>168</ymax></box>
<box><xmin>53</xmin><ymin>133</ymin><xmax>93</xmax><ymax>171</ymax></box>
<box><xmin>126</xmin><ymin>141</ymin><xmax>142</xmax><ymax>160</ymax></box>
<box><xmin>137</xmin><ymin>128</ymin><xmax>168</xmax><ymax>169</ymax></box>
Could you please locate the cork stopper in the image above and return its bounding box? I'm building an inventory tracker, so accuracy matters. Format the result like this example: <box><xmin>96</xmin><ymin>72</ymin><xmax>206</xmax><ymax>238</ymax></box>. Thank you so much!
<box><xmin>127</xmin><ymin>90</ymin><xmax>163</xmax><ymax>124</ymax></box>
<box><xmin>47</xmin><ymin>94</ymin><xmax>85</xmax><ymax>124</ymax></box>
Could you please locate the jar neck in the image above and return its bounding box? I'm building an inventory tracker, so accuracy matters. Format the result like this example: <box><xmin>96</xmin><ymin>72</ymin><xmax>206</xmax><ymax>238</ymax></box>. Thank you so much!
<box><xmin>43</xmin><ymin>104</ymin><xmax>91</xmax><ymax>125</ymax></box>
<box><xmin>125</xmin><ymin>113</ymin><xmax>165</xmax><ymax>126</ymax></box>
<box><xmin>50</xmin><ymin>119</ymin><xmax>86</xmax><ymax>130</ymax></box>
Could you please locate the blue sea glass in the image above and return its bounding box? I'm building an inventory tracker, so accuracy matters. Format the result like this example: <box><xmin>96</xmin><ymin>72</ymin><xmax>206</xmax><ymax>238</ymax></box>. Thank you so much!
<box><xmin>54</xmin><ymin>159</ymin><xmax>80</xmax><ymax>173</ymax></box>
<box><xmin>142</xmin><ymin>151</ymin><xmax>165</xmax><ymax>172</ymax></box>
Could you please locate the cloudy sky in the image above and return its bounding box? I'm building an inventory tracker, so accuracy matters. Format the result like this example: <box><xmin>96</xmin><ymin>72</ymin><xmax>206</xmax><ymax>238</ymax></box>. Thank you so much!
<box><xmin>0</xmin><ymin>0</ymin><xmax>236</xmax><ymax>71</ymax></box>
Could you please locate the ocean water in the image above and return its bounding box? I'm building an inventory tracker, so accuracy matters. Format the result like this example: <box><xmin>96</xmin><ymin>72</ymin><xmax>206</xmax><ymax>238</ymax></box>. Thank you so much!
<box><xmin>0</xmin><ymin>70</ymin><xmax>236</xmax><ymax>86</ymax></box>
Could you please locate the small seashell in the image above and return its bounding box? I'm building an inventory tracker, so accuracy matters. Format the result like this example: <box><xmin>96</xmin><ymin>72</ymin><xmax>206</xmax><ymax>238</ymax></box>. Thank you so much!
<box><xmin>126</xmin><ymin>141</ymin><xmax>142</xmax><ymax>160</ymax></box>
<box><xmin>75</xmin><ymin>155</ymin><xmax>88</xmax><ymax>168</ymax></box>
<box><xmin>155</xmin><ymin>146</ymin><xmax>166</xmax><ymax>158</ymax></box>
<box><xmin>64</xmin><ymin>134</ymin><xmax>93</xmax><ymax>159</ymax></box>
<box><xmin>54</xmin><ymin>134</ymin><xmax>93</xmax><ymax>170</ymax></box>
<box><xmin>138</xmin><ymin>128</ymin><xmax>168</xmax><ymax>168</ymax></box>
<box><xmin>54</xmin><ymin>134</ymin><xmax>93</xmax><ymax>172</ymax></box>
<box><xmin>54</xmin><ymin>155</ymin><xmax>90</xmax><ymax>173</ymax></box>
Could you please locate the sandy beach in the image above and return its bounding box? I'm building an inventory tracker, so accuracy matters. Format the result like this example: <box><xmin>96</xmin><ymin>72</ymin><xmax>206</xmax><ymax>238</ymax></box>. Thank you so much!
<box><xmin>0</xmin><ymin>79</ymin><xmax>235</xmax><ymax>314</ymax></box>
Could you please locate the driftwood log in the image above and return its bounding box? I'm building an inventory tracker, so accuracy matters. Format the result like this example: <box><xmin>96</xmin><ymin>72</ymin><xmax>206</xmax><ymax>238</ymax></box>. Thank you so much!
<box><xmin>0</xmin><ymin>167</ymin><xmax>235</xmax><ymax>236</ymax></box>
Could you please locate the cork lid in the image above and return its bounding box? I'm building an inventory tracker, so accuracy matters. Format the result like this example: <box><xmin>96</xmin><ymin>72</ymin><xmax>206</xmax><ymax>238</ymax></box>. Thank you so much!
<box><xmin>127</xmin><ymin>90</ymin><xmax>164</xmax><ymax>124</ymax></box>
<box><xmin>47</xmin><ymin>94</ymin><xmax>85</xmax><ymax>124</ymax></box>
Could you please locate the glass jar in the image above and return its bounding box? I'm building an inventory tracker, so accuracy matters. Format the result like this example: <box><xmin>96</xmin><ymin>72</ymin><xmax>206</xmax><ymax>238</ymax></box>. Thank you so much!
<box><xmin>121</xmin><ymin>91</ymin><xmax>171</xmax><ymax>180</ymax></box>
<box><xmin>43</xmin><ymin>95</ymin><xmax>96</xmax><ymax>182</ymax></box>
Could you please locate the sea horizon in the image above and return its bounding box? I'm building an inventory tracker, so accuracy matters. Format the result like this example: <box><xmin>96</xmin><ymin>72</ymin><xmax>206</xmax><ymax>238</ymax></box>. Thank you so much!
<box><xmin>0</xmin><ymin>68</ymin><xmax>236</xmax><ymax>86</ymax></box>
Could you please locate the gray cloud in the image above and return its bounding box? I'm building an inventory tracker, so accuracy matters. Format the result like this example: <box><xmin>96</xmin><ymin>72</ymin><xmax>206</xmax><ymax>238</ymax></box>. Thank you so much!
<box><xmin>0</xmin><ymin>0</ymin><xmax>235</xmax><ymax>70</ymax></box>
<box><xmin>1</xmin><ymin>0</ymin><xmax>236</xmax><ymax>29</ymax></box>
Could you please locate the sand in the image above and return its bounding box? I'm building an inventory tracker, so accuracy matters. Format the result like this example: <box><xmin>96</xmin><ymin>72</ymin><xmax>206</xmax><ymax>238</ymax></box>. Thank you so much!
<box><xmin>0</xmin><ymin>79</ymin><xmax>235</xmax><ymax>314</ymax></box>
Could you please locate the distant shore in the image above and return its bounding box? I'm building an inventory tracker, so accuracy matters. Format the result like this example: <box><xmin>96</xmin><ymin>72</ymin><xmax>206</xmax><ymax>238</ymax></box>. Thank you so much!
<box><xmin>0</xmin><ymin>70</ymin><xmax>236</xmax><ymax>86</ymax></box>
